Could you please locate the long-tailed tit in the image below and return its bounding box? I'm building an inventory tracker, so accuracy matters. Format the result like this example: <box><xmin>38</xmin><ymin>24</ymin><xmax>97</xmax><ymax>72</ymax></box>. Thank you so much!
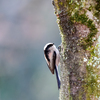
<box><xmin>44</xmin><ymin>43</ymin><xmax>61</xmax><ymax>89</ymax></box>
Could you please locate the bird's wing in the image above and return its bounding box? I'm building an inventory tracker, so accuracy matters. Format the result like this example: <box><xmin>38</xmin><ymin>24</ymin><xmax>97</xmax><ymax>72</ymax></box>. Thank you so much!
<box><xmin>44</xmin><ymin>49</ymin><xmax>56</xmax><ymax>74</ymax></box>
<box><xmin>44</xmin><ymin>54</ymin><xmax>54</xmax><ymax>74</ymax></box>
<box><xmin>51</xmin><ymin>51</ymin><xmax>56</xmax><ymax>74</ymax></box>
<box><xmin>48</xmin><ymin>64</ymin><xmax>54</xmax><ymax>74</ymax></box>
<box><xmin>46</xmin><ymin>51</ymin><xmax>56</xmax><ymax>74</ymax></box>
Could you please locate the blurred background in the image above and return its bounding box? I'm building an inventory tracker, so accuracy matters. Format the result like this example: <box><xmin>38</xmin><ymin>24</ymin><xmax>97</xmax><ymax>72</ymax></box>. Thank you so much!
<box><xmin>0</xmin><ymin>0</ymin><xmax>61</xmax><ymax>100</ymax></box>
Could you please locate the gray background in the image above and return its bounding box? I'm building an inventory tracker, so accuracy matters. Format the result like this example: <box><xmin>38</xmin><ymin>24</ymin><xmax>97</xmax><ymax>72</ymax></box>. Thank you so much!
<box><xmin>0</xmin><ymin>0</ymin><xmax>61</xmax><ymax>100</ymax></box>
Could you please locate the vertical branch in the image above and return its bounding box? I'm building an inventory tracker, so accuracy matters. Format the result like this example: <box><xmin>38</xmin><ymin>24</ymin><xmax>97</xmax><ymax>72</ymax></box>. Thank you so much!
<box><xmin>52</xmin><ymin>0</ymin><xmax>100</xmax><ymax>100</ymax></box>
<box><xmin>53</xmin><ymin>0</ymin><xmax>87</xmax><ymax>99</ymax></box>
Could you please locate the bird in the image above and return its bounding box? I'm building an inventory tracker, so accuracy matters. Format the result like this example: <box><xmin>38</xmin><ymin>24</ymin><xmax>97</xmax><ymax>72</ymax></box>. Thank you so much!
<box><xmin>44</xmin><ymin>43</ymin><xmax>61</xmax><ymax>89</ymax></box>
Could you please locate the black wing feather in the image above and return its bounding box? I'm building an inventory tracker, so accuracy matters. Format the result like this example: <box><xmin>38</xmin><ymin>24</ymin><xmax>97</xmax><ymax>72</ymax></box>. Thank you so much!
<box><xmin>53</xmin><ymin>51</ymin><xmax>61</xmax><ymax>89</ymax></box>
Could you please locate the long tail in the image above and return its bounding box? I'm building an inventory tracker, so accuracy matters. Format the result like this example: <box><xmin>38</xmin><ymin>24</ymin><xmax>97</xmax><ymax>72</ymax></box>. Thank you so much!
<box><xmin>55</xmin><ymin>66</ymin><xmax>61</xmax><ymax>89</ymax></box>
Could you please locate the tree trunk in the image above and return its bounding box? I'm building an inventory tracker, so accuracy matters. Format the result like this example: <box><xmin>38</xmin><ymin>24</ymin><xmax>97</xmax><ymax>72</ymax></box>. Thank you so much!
<box><xmin>52</xmin><ymin>0</ymin><xmax>100</xmax><ymax>100</ymax></box>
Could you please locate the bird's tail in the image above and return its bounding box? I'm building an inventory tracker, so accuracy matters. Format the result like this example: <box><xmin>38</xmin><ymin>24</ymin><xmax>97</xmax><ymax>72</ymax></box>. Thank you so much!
<box><xmin>55</xmin><ymin>66</ymin><xmax>61</xmax><ymax>89</ymax></box>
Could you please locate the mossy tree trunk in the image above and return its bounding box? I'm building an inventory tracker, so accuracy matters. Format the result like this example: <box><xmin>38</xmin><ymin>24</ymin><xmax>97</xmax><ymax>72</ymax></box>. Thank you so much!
<box><xmin>52</xmin><ymin>0</ymin><xmax>100</xmax><ymax>100</ymax></box>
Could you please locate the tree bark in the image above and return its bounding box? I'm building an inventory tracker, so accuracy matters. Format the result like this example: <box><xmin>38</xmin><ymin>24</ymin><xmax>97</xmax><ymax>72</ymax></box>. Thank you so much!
<box><xmin>52</xmin><ymin>0</ymin><xmax>100</xmax><ymax>100</ymax></box>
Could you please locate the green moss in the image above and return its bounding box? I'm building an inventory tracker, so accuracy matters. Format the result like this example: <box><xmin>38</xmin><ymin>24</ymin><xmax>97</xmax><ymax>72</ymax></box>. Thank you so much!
<box><xmin>85</xmin><ymin>65</ymin><xmax>100</xmax><ymax>99</ymax></box>
<box><xmin>59</xmin><ymin>2</ymin><xmax>63</xmax><ymax>6</ymax></box>
<box><xmin>71</xmin><ymin>11</ymin><xmax>98</xmax><ymax>50</ymax></box>
<box><xmin>87</xmin><ymin>19</ymin><xmax>93</xmax><ymax>27</ymax></box>
<box><xmin>83</xmin><ymin>44</ymin><xmax>100</xmax><ymax>99</ymax></box>
<box><xmin>54</xmin><ymin>0</ymin><xmax>100</xmax><ymax>99</ymax></box>
<box><xmin>88</xmin><ymin>5</ymin><xmax>92</xmax><ymax>11</ymax></box>
<box><xmin>95</xmin><ymin>0</ymin><xmax>100</xmax><ymax>12</ymax></box>
<box><xmin>69</xmin><ymin>5</ymin><xmax>100</xmax><ymax>99</ymax></box>
<box><xmin>94</xmin><ymin>0</ymin><xmax>100</xmax><ymax>19</ymax></box>
<box><xmin>71</xmin><ymin>11</ymin><xmax>88</xmax><ymax>25</ymax></box>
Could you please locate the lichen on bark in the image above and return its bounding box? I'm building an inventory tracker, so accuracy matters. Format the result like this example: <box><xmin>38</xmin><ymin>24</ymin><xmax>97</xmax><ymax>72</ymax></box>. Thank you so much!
<box><xmin>52</xmin><ymin>0</ymin><xmax>100</xmax><ymax>100</ymax></box>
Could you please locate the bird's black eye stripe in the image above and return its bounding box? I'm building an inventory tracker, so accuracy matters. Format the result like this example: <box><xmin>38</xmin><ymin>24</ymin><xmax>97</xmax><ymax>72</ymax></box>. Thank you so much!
<box><xmin>44</xmin><ymin>49</ymin><xmax>50</xmax><ymax>62</ymax></box>
<box><xmin>44</xmin><ymin>43</ymin><xmax>53</xmax><ymax>62</ymax></box>
<box><xmin>46</xmin><ymin>44</ymin><xmax>53</xmax><ymax>50</ymax></box>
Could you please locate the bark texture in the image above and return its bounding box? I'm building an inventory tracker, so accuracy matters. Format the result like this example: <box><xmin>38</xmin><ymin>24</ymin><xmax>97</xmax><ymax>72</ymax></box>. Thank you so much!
<box><xmin>52</xmin><ymin>0</ymin><xmax>100</xmax><ymax>100</ymax></box>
